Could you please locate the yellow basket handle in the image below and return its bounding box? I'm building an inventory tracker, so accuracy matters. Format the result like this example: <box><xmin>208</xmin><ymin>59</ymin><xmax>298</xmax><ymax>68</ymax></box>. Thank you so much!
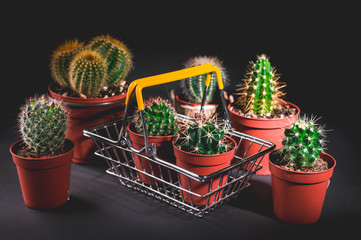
<box><xmin>125</xmin><ymin>64</ymin><xmax>223</xmax><ymax>110</ymax></box>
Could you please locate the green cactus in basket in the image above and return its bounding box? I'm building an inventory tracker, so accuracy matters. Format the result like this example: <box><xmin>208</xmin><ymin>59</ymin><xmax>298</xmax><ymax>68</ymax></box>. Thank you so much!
<box><xmin>18</xmin><ymin>95</ymin><xmax>68</xmax><ymax>156</ymax></box>
<box><xmin>236</xmin><ymin>54</ymin><xmax>285</xmax><ymax>116</ymax></box>
<box><xmin>181</xmin><ymin>56</ymin><xmax>228</xmax><ymax>104</ymax></box>
<box><xmin>69</xmin><ymin>50</ymin><xmax>107</xmax><ymax>97</ymax></box>
<box><xmin>50</xmin><ymin>39</ymin><xmax>84</xmax><ymax>87</ymax></box>
<box><xmin>88</xmin><ymin>34</ymin><xmax>133</xmax><ymax>86</ymax></box>
<box><xmin>175</xmin><ymin>115</ymin><xmax>231</xmax><ymax>155</ymax></box>
<box><xmin>281</xmin><ymin>115</ymin><xmax>326</xmax><ymax>167</ymax></box>
<box><xmin>135</xmin><ymin>97</ymin><xmax>179</xmax><ymax>136</ymax></box>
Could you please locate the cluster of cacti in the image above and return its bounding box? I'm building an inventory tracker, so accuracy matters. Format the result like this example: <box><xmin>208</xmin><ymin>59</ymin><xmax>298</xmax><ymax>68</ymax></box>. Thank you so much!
<box><xmin>181</xmin><ymin>56</ymin><xmax>228</xmax><ymax>104</ymax></box>
<box><xmin>175</xmin><ymin>115</ymin><xmax>231</xmax><ymax>155</ymax></box>
<box><xmin>50</xmin><ymin>35</ymin><xmax>133</xmax><ymax>97</ymax></box>
<box><xmin>135</xmin><ymin>97</ymin><xmax>179</xmax><ymax>136</ymax></box>
<box><xmin>236</xmin><ymin>54</ymin><xmax>285</xmax><ymax>116</ymax></box>
<box><xmin>281</xmin><ymin>115</ymin><xmax>326</xmax><ymax>167</ymax></box>
<box><xmin>18</xmin><ymin>95</ymin><xmax>68</xmax><ymax>156</ymax></box>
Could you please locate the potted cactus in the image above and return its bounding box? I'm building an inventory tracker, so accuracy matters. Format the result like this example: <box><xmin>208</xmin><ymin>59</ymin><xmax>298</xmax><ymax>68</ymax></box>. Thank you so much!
<box><xmin>49</xmin><ymin>35</ymin><xmax>133</xmax><ymax>164</ymax></box>
<box><xmin>228</xmin><ymin>54</ymin><xmax>300</xmax><ymax>174</ymax></box>
<box><xmin>127</xmin><ymin>97</ymin><xmax>180</xmax><ymax>185</ymax></box>
<box><xmin>175</xmin><ymin>56</ymin><xmax>228</xmax><ymax>118</ymax></box>
<box><xmin>173</xmin><ymin>115</ymin><xmax>236</xmax><ymax>205</ymax></box>
<box><xmin>9</xmin><ymin>96</ymin><xmax>74</xmax><ymax>209</ymax></box>
<box><xmin>269</xmin><ymin>115</ymin><xmax>336</xmax><ymax>224</ymax></box>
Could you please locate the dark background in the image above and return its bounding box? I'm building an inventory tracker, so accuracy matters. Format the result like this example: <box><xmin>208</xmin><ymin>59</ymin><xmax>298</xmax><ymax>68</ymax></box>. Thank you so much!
<box><xmin>1</xmin><ymin>2</ymin><xmax>359</xmax><ymax>239</ymax></box>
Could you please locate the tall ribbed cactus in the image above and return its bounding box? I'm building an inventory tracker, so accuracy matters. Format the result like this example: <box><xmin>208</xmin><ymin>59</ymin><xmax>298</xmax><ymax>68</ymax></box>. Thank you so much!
<box><xmin>18</xmin><ymin>96</ymin><xmax>68</xmax><ymax>156</ymax></box>
<box><xmin>69</xmin><ymin>50</ymin><xmax>106</xmax><ymax>97</ymax></box>
<box><xmin>135</xmin><ymin>97</ymin><xmax>179</xmax><ymax>136</ymax></box>
<box><xmin>281</xmin><ymin>115</ymin><xmax>326</xmax><ymax>167</ymax></box>
<box><xmin>50</xmin><ymin>39</ymin><xmax>84</xmax><ymax>87</ymax></box>
<box><xmin>175</xmin><ymin>116</ymin><xmax>231</xmax><ymax>155</ymax></box>
<box><xmin>88</xmin><ymin>35</ymin><xmax>133</xmax><ymax>85</ymax></box>
<box><xmin>236</xmin><ymin>54</ymin><xmax>285</xmax><ymax>116</ymax></box>
<box><xmin>181</xmin><ymin>56</ymin><xmax>228</xmax><ymax>104</ymax></box>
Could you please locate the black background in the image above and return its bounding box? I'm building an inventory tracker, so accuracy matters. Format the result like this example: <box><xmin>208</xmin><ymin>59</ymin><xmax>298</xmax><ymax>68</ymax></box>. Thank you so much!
<box><xmin>1</xmin><ymin>2</ymin><xmax>360</xmax><ymax>239</ymax></box>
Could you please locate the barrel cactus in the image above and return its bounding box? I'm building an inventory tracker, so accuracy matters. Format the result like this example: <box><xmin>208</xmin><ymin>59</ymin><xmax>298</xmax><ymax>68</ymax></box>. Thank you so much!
<box><xmin>88</xmin><ymin>34</ymin><xmax>133</xmax><ymax>86</ymax></box>
<box><xmin>175</xmin><ymin>115</ymin><xmax>231</xmax><ymax>155</ymax></box>
<box><xmin>135</xmin><ymin>97</ymin><xmax>179</xmax><ymax>136</ymax></box>
<box><xmin>181</xmin><ymin>56</ymin><xmax>228</xmax><ymax>104</ymax></box>
<box><xmin>18</xmin><ymin>95</ymin><xmax>68</xmax><ymax>156</ymax></box>
<box><xmin>281</xmin><ymin>115</ymin><xmax>326</xmax><ymax>167</ymax></box>
<box><xmin>69</xmin><ymin>50</ymin><xmax>107</xmax><ymax>97</ymax></box>
<box><xmin>50</xmin><ymin>39</ymin><xmax>84</xmax><ymax>87</ymax></box>
<box><xmin>236</xmin><ymin>54</ymin><xmax>285</xmax><ymax>116</ymax></box>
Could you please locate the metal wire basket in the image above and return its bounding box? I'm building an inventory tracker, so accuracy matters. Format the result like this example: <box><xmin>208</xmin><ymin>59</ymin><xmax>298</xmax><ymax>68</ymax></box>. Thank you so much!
<box><xmin>83</xmin><ymin>64</ymin><xmax>275</xmax><ymax>217</ymax></box>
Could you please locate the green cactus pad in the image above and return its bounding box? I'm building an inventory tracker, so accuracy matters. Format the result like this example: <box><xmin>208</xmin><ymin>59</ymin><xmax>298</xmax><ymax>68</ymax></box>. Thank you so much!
<box><xmin>135</xmin><ymin>97</ymin><xmax>179</xmax><ymax>136</ymax></box>
<box><xmin>18</xmin><ymin>96</ymin><xmax>68</xmax><ymax>156</ymax></box>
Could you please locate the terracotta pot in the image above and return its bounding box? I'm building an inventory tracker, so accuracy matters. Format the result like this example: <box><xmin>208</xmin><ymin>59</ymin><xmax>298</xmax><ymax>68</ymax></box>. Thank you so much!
<box><xmin>49</xmin><ymin>83</ymin><xmax>126</xmax><ymax>164</ymax></box>
<box><xmin>173</xmin><ymin>136</ymin><xmax>236</xmax><ymax>205</ymax></box>
<box><xmin>228</xmin><ymin>101</ymin><xmax>300</xmax><ymax>175</ymax></box>
<box><xmin>175</xmin><ymin>95</ymin><xmax>217</xmax><ymax>119</ymax></box>
<box><xmin>269</xmin><ymin>151</ymin><xmax>336</xmax><ymax>224</ymax></box>
<box><xmin>127</xmin><ymin>123</ymin><xmax>176</xmax><ymax>185</ymax></box>
<box><xmin>10</xmin><ymin>139</ymin><xmax>74</xmax><ymax>209</ymax></box>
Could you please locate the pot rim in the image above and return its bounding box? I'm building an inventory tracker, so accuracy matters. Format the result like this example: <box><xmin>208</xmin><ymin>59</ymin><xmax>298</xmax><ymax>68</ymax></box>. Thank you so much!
<box><xmin>228</xmin><ymin>100</ymin><xmax>300</xmax><ymax>122</ymax></box>
<box><xmin>175</xmin><ymin>95</ymin><xmax>218</xmax><ymax>107</ymax></box>
<box><xmin>268</xmin><ymin>150</ymin><xmax>336</xmax><ymax>175</ymax></box>
<box><xmin>10</xmin><ymin>139</ymin><xmax>74</xmax><ymax>161</ymax></box>
<box><xmin>48</xmin><ymin>82</ymin><xmax>127</xmax><ymax>107</ymax></box>
<box><xmin>172</xmin><ymin>135</ymin><xmax>236</xmax><ymax>158</ymax></box>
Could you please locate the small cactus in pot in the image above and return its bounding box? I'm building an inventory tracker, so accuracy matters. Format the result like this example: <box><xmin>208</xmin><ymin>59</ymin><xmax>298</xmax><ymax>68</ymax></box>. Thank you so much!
<box><xmin>18</xmin><ymin>95</ymin><xmax>69</xmax><ymax>157</ymax></box>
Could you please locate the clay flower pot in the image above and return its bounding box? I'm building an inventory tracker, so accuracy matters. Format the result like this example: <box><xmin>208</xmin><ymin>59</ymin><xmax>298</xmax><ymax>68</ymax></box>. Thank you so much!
<box><xmin>10</xmin><ymin>139</ymin><xmax>74</xmax><ymax>209</ymax></box>
<box><xmin>49</xmin><ymin>83</ymin><xmax>126</xmax><ymax>164</ymax></box>
<box><xmin>175</xmin><ymin>95</ymin><xmax>217</xmax><ymax>119</ymax></box>
<box><xmin>127</xmin><ymin>123</ymin><xmax>176</xmax><ymax>185</ymax></box>
<box><xmin>269</xmin><ymin>151</ymin><xmax>336</xmax><ymax>224</ymax></box>
<box><xmin>173</xmin><ymin>136</ymin><xmax>236</xmax><ymax>205</ymax></box>
<box><xmin>228</xmin><ymin>101</ymin><xmax>300</xmax><ymax>175</ymax></box>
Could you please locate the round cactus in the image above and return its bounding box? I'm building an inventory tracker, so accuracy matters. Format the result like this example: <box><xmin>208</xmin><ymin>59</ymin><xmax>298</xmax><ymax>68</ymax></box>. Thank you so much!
<box><xmin>88</xmin><ymin>35</ymin><xmax>133</xmax><ymax>86</ymax></box>
<box><xmin>50</xmin><ymin>39</ymin><xmax>84</xmax><ymax>87</ymax></box>
<box><xmin>181</xmin><ymin>56</ymin><xmax>228</xmax><ymax>104</ymax></box>
<box><xmin>69</xmin><ymin>50</ymin><xmax>107</xmax><ymax>97</ymax></box>
<box><xmin>281</xmin><ymin>115</ymin><xmax>326</xmax><ymax>167</ymax></box>
<box><xmin>175</xmin><ymin>115</ymin><xmax>231</xmax><ymax>155</ymax></box>
<box><xmin>18</xmin><ymin>96</ymin><xmax>68</xmax><ymax>156</ymax></box>
<box><xmin>135</xmin><ymin>97</ymin><xmax>179</xmax><ymax>136</ymax></box>
<box><xmin>236</xmin><ymin>54</ymin><xmax>285</xmax><ymax>116</ymax></box>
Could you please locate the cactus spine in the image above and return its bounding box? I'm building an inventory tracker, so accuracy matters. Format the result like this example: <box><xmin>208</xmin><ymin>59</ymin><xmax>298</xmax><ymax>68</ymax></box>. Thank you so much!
<box><xmin>88</xmin><ymin>35</ymin><xmax>133</xmax><ymax>85</ymax></box>
<box><xmin>181</xmin><ymin>56</ymin><xmax>228</xmax><ymax>104</ymax></box>
<box><xmin>69</xmin><ymin>50</ymin><xmax>107</xmax><ymax>97</ymax></box>
<box><xmin>18</xmin><ymin>96</ymin><xmax>68</xmax><ymax>156</ymax></box>
<box><xmin>175</xmin><ymin>116</ymin><xmax>231</xmax><ymax>155</ymax></box>
<box><xmin>135</xmin><ymin>97</ymin><xmax>179</xmax><ymax>136</ymax></box>
<box><xmin>281</xmin><ymin>115</ymin><xmax>326</xmax><ymax>167</ymax></box>
<box><xmin>50</xmin><ymin>39</ymin><xmax>84</xmax><ymax>87</ymax></box>
<box><xmin>236</xmin><ymin>54</ymin><xmax>285</xmax><ymax>116</ymax></box>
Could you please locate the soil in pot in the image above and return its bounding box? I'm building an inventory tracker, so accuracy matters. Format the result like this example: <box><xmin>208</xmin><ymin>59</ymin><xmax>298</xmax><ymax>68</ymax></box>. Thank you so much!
<box><xmin>10</xmin><ymin>139</ymin><xmax>74</xmax><ymax>209</ymax></box>
<box><xmin>228</xmin><ymin>101</ymin><xmax>300</xmax><ymax>175</ymax></box>
<box><xmin>173</xmin><ymin>136</ymin><xmax>236</xmax><ymax>206</ymax></box>
<box><xmin>269</xmin><ymin>151</ymin><xmax>336</xmax><ymax>224</ymax></box>
<box><xmin>127</xmin><ymin>123</ymin><xmax>177</xmax><ymax>185</ymax></box>
<box><xmin>49</xmin><ymin>82</ymin><xmax>128</xmax><ymax>164</ymax></box>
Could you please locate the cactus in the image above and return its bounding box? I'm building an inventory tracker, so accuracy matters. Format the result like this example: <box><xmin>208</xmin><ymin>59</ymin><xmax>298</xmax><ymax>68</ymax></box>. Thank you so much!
<box><xmin>18</xmin><ymin>95</ymin><xmax>68</xmax><ymax>156</ymax></box>
<box><xmin>236</xmin><ymin>54</ymin><xmax>285</xmax><ymax>116</ymax></box>
<box><xmin>88</xmin><ymin>35</ymin><xmax>133</xmax><ymax>86</ymax></box>
<box><xmin>135</xmin><ymin>97</ymin><xmax>179</xmax><ymax>136</ymax></box>
<box><xmin>69</xmin><ymin>50</ymin><xmax>107</xmax><ymax>97</ymax></box>
<box><xmin>175</xmin><ymin>115</ymin><xmax>231</xmax><ymax>155</ymax></box>
<box><xmin>281</xmin><ymin>115</ymin><xmax>326</xmax><ymax>167</ymax></box>
<box><xmin>50</xmin><ymin>39</ymin><xmax>84</xmax><ymax>87</ymax></box>
<box><xmin>181</xmin><ymin>56</ymin><xmax>228</xmax><ymax>104</ymax></box>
